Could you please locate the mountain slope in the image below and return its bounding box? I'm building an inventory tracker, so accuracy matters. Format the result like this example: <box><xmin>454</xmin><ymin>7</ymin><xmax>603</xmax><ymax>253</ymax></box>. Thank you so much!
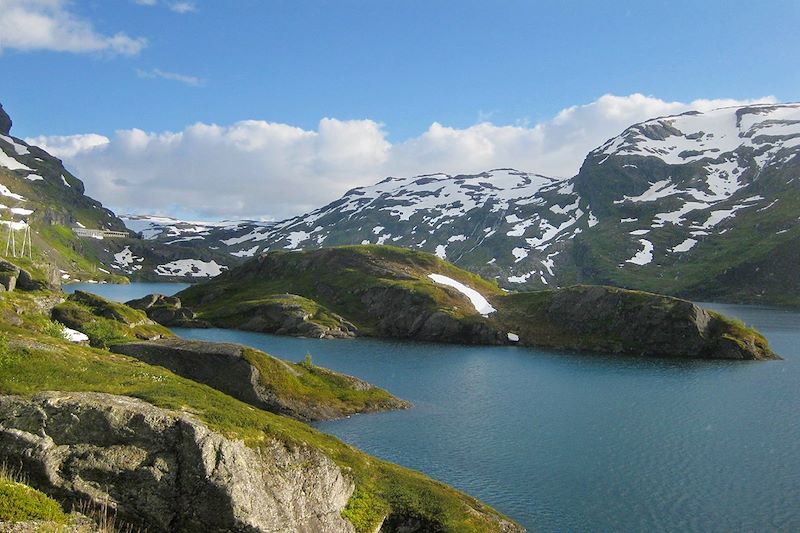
<box><xmin>0</xmin><ymin>102</ymin><xmax>240</xmax><ymax>283</ymax></box>
<box><xmin>0</xmin><ymin>103</ymin><xmax>129</xmax><ymax>283</ymax></box>
<box><xmin>570</xmin><ymin>103</ymin><xmax>800</xmax><ymax>304</ymax></box>
<box><xmin>177</xmin><ymin>103</ymin><xmax>799</xmax><ymax>305</ymax></box>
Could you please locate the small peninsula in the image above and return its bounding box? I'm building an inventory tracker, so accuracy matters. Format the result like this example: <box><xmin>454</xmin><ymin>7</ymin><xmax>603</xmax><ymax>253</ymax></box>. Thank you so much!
<box><xmin>163</xmin><ymin>245</ymin><xmax>777</xmax><ymax>361</ymax></box>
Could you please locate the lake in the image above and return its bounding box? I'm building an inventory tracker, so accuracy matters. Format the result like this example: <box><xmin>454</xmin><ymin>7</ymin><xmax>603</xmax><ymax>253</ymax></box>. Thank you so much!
<box><xmin>69</xmin><ymin>282</ymin><xmax>800</xmax><ymax>532</ymax></box>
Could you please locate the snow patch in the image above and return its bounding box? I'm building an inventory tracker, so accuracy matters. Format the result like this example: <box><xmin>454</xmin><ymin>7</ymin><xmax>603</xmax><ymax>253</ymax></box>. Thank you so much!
<box><xmin>671</xmin><ymin>238</ymin><xmax>697</xmax><ymax>253</ymax></box>
<box><xmin>428</xmin><ymin>273</ymin><xmax>496</xmax><ymax>316</ymax></box>
<box><xmin>626</xmin><ymin>239</ymin><xmax>654</xmax><ymax>265</ymax></box>
<box><xmin>62</xmin><ymin>326</ymin><xmax>89</xmax><ymax>343</ymax></box>
<box><xmin>155</xmin><ymin>259</ymin><xmax>227</xmax><ymax>278</ymax></box>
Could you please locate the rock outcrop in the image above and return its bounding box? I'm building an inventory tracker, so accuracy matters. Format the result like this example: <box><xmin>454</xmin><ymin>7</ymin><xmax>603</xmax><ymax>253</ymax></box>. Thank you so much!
<box><xmin>110</xmin><ymin>338</ymin><xmax>409</xmax><ymax>420</ymax></box>
<box><xmin>0</xmin><ymin>103</ymin><xmax>11</xmax><ymax>135</ymax></box>
<box><xmin>0</xmin><ymin>260</ymin><xmax>58</xmax><ymax>292</ymax></box>
<box><xmin>0</xmin><ymin>392</ymin><xmax>356</xmax><ymax>533</ymax></box>
<box><xmin>500</xmin><ymin>285</ymin><xmax>779</xmax><ymax>360</ymax></box>
<box><xmin>229</xmin><ymin>295</ymin><xmax>358</xmax><ymax>339</ymax></box>
<box><xmin>125</xmin><ymin>293</ymin><xmax>209</xmax><ymax>327</ymax></box>
<box><xmin>358</xmin><ymin>284</ymin><xmax>505</xmax><ymax>344</ymax></box>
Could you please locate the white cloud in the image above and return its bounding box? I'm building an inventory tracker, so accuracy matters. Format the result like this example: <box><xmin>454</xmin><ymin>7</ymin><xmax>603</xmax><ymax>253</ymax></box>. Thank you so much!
<box><xmin>136</xmin><ymin>68</ymin><xmax>205</xmax><ymax>87</ymax></box>
<box><xmin>24</xmin><ymin>133</ymin><xmax>110</xmax><ymax>159</ymax></box>
<box><xmin>29</xmin><ymin>93</ymin><xmax>776</xmax><ymax>220</ymax></box>
<box><xmin>0</xmin><ymin>0</ymin><xmax>147</xmax><ymax>56</ymax></box>
<box><xmin>133</xmin><ymin>0</ymin><xmax>196</xmax><ymax>13</ymax></box>
<box><xmin>169</xmin><ymin>2</ymin><xmax>196</xmax><ymax>14</ymax></box>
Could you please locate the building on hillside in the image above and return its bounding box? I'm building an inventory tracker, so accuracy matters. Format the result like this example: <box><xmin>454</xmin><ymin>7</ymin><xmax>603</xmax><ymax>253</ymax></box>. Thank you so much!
<box><xmin>72</xmin><ymin>227</ymin><xmax>130</xmax><ymax>239</ymax></box>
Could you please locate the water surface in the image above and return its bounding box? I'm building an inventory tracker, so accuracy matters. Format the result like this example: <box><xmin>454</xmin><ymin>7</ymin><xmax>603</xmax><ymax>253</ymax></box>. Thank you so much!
<box><xmin>84</xmin><ymin>284</ymin><xmax>800</xmax><ymax>532</ymax></box>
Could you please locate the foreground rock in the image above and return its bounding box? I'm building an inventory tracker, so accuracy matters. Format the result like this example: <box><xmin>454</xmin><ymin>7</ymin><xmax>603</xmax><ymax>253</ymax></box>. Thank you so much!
<box><xmin>0</xmin><ymin>392</ymin><xmax>355</xmax><ymax>533</ymax></box>
<box><xmin>498</xmin><ymin>285</ymin><xmax>779</xmax><ymax>360</ymax></box>
<box><xmin>111</xmin><ymin>338</ymin><xmax>410</xmax><ymax>421</ymax></box>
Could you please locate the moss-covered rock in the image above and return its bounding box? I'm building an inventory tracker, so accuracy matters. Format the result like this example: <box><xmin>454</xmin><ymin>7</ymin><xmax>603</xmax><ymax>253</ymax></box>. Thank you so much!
<box><xmin>495</xmin><ymin>285</ymin><xmax>778</xmax><ymax>360</ymax></box>
<box><xmin>51</xmin><ymin>290</ymin><xmax>172</xmax><ymax>348</ymax></box>
<box><xmin>110</xmin><ymin>338</ymin><xmax>410</xmax><ymax>421</ymax></box>
<box><xmin>125</xmin><ymin>293</ymin><xmax>209</xmax><ymax>327</ymax></box>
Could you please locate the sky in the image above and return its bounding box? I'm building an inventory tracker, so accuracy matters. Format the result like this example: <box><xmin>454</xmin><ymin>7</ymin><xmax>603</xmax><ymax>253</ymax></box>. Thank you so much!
<box><xmin>1</xmin><ymin>0</ymin><xmax>798</xmax><ymax>220</ymax></box>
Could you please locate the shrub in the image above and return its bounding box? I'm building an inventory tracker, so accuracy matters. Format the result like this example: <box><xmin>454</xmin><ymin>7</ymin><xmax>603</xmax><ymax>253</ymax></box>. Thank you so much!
<box><xmin>42</xmin><ymin>320</ymin><xmax>66</xmax><ymax>339</ymax></box>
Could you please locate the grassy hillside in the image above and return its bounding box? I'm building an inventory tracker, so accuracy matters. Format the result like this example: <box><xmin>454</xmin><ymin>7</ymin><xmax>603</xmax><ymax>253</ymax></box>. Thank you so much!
<box><xmin>0</xmin><ymin>288</ymin><xmax>519</xmax><ymax>532</ymax></box>
<box><xmin>51</xmin><ymin>290</ymin><xmax>173</xmax><ymax>348</ymax></box>
<box><xmin>176</xmin><ymin>245</ymin><xmax>777</xmax><ymax>360</ymax></box>
<box><xmin>180</xmin><ymin>245</ymin><xmax>503</xmax><ymax>336</ymax></box>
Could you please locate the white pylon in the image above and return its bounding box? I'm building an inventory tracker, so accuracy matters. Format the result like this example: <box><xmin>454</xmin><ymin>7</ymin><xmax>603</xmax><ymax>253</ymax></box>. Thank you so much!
<box><xmin>19</xmin><ymin>224</ymin><xmax>32</xmax><ymax>260</ymax></box>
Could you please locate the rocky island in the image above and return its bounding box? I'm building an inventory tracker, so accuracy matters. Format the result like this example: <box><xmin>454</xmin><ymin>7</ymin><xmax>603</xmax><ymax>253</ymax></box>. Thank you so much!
<box><xmin>160</xmin><ymin>245</ymin><xmax>777</xmax><ymax>361</ymax></box>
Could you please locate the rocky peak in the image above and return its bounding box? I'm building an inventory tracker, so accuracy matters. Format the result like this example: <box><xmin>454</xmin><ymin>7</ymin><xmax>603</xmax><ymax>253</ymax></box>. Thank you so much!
<box><xmin>0</xmin><ymin>102</ymin><xmax>12</xmax><ymax>135</ymax></box>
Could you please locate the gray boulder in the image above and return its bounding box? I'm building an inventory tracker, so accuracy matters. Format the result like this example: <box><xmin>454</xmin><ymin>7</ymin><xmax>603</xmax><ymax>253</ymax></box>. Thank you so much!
<box><xmin>0</xmin><ymin>392</ymin><xmax>355</xmax><ymax>533</ymax></box>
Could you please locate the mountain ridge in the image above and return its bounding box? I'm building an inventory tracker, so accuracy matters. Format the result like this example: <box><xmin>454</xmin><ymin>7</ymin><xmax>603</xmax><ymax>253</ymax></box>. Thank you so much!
<box><xmin>134</xmin><ymin>102</ymin><xmax>799</xmax><ymax>305</ymax></box>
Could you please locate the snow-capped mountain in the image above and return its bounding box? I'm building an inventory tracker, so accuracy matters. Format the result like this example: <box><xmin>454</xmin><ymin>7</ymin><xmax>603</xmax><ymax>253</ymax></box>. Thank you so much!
<box><xmin>178</xmin><ymin>102</ymin><xmax>797</xmax><ymax>303</ymax></box>
<box><xmin>120</xmin><ymin>214</ymin><xmax>274</xmax><ymax>257</ymax></box>
<box><xmin>117</xmin><ymin>103</ymin><xmax>800</xmax><ymax>304</ymax></box>
<box><xmin>196</xmin><ymin>168</ymin><xmax>582</xmax><ymax>285</ymax></box>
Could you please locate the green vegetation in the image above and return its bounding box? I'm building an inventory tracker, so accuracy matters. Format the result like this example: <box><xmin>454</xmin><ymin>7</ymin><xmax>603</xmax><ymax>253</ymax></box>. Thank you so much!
<box><xmin>241</xmin><ymin>347</ymin><xmax>406</xmax><ymax>416</ymax></box>
<box><xmin>180</xmin><ymin>245</ymin><xmax>504</xmax><ymax>335</ymax></box>
<box><xmin>0</xmin><ymin>290</ymin><xmax>516</xmax><ymax>533</ymax></box>
<box><xmin>0</xmin><ymin>472</ymin><xmax>69</xmax><ymax>524</ymax></box>
<box><xmin>51</xmin><ymin>290</ymin><xmax>172</xmax><ymax>348</ymax></box>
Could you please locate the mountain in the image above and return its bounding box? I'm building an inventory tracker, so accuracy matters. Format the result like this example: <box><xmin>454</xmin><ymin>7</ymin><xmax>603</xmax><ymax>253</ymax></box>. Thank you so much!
<box><xmin>0</xmin><ymin>102</ymin><xmax>128</xmax><ymax>283</ymax></box>
<box><xmin>0</xmin><ymin>102</ymin><xmax>240</xmax><ymax>283</ymax></box>
<box><xmin>171</xmin><ymin>103</ymin><xmax>799</xmax><ymax>305</ymax></box>
<box><xmin>570</xmin><ymin>103</ymin><xmax>800</xmax><ymax>305</ymax></box>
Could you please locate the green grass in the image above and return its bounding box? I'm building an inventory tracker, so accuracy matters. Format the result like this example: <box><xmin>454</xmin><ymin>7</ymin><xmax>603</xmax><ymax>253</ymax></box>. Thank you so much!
<box><xmin>0</xmin><ymin>291</ymin><xmax>515</xmax><ymax>532</ymax></box>
<box><xmin>51</xmin><ymin>291</ymin><xmax>172</xmax><ymax>348</ymax></box>
<box><xmin>0</xmin><ymin>475</ymin><xmax>69</xmax><ymax>524</ymax></box>
<box><xmin>180</xmin><ymin>245</ymin><xmax>504</xmax><ymax>333</ymax></box>
<box><xmin>242</xmin><ymin>347</ymin><xmax>406</xmax><ymax>416</ymax></box>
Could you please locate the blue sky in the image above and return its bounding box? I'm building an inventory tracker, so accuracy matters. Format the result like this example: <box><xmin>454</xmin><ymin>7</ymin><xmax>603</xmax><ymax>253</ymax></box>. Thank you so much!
<box><xmin>3</xmin><ymin>0</ymin><xmax>799</xmax><ymax>139</ymax></box>
<box><xmin>1</xmin><ymin>0</ymin><xmax>798</xmax><ymax>219</ymax></box>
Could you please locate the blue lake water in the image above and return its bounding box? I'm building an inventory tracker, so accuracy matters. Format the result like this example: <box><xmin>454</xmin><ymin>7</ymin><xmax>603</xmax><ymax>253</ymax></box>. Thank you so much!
<box><xmin>76</xmin><ymin>283</ymin><xmax>800</xmax><ymax>532</ymax></box>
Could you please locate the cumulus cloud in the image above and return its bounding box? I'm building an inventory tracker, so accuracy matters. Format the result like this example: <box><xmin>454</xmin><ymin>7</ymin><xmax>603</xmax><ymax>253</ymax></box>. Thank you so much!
<box><xmin>28</xmin><ymin>93</ymin><xmax>776</xmax><ymax>220</ymax></box>
<box><xmin>25</xmin><ymin>133</ymin><xmax>110</xmax><ymax>159</ymax></box>
<box><xmin>0</xmin><ymin>0</ymin><xmax>147</xmax><ymax>56</ymax></box>
<box><xmin>136</xmin><ymin>68</ymin><xmax>205</xmax><ymax>86</ymax></box>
